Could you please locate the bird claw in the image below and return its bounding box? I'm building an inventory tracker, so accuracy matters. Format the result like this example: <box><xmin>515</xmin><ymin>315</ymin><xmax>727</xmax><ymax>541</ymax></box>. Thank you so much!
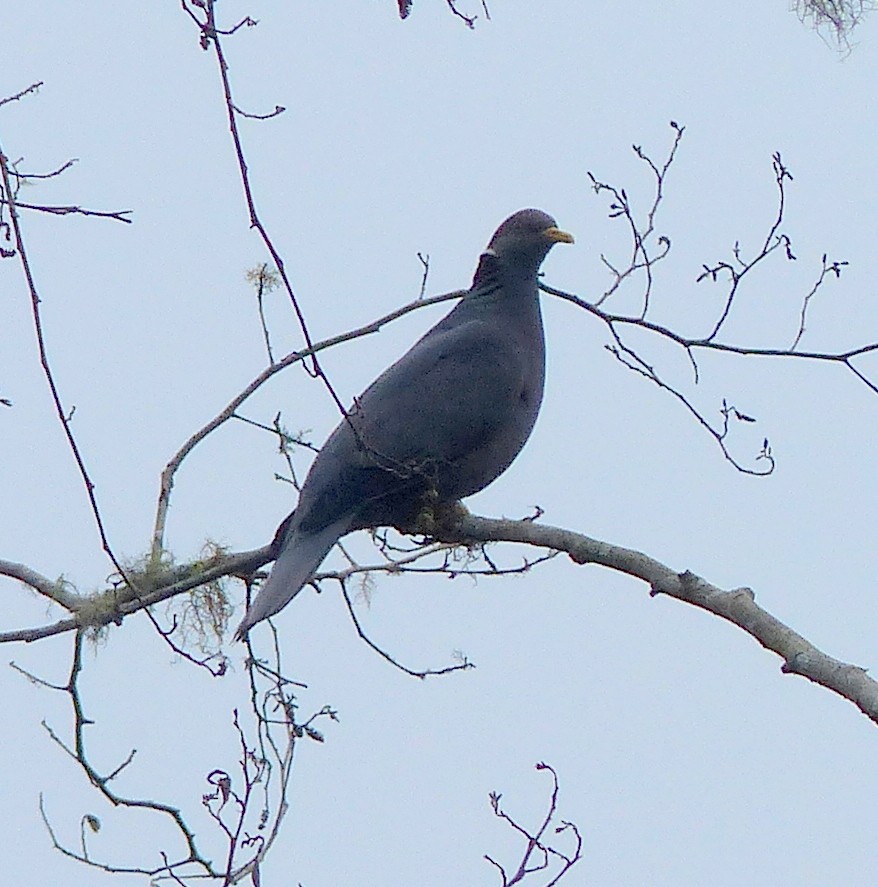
<box><xmin>408</xmin><ymin>499</ymin><xmax>469</xmax><ymax>538</ymax></box>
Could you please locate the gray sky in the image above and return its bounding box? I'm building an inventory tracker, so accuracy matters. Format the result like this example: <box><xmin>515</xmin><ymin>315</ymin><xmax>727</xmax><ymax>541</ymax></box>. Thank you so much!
<box><xmin>3</xmin><ymin>2</ymin><xmax>878</xmax><ymax>884</ymax></box>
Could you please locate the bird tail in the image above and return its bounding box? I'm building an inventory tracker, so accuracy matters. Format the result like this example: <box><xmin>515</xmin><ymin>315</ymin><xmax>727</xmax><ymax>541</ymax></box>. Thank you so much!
<box><xmin>234</xmin><ymin>518</ymin><xmax>348</xmax><ymax>640</ymax></box>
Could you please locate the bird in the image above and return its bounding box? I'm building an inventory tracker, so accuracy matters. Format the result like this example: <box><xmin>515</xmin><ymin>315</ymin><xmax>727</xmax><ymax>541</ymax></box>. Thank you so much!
<box><xmin>235</xmin><ymin>208</ymin><xmax>573</xmax><ymax>639</ymax></box>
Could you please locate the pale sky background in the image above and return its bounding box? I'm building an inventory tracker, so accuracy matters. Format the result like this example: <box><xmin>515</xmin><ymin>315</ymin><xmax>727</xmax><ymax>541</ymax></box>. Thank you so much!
<box><xmin>3</xmin><ymin>2</ymin><xmax>878</xmax><ymax>885</ymax></box>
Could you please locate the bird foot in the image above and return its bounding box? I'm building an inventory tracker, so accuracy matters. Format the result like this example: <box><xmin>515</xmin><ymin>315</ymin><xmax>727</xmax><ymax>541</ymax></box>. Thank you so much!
<box><xmin>407</xmin><ymin>499</ymin><xmax>470</xmax><ymax>539</ymax></box>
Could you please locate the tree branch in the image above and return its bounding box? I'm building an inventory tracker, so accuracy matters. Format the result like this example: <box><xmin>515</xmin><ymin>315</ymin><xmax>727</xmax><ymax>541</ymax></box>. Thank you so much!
<box><xmin>435</xmin><ymin>513</ymin><xmax>878</xmax><ymax>725</ymax></box>
<box><xmin>149</xmin><ymin>287</ymin><xmax>464</xmax><ymax>560</ymax></box>
<box><xmin>8</xmin><ymin>510</ymin><xmax>878</xmax><ymax>729</ymax></box>
<box><xmin>0</xmin><ymin>545</ymin><xmax>271</xmax><ymax>643</ymax></box>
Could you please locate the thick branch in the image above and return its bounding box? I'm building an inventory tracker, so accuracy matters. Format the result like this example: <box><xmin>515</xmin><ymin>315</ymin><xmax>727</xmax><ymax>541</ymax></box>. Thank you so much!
<box><xmin>7</xmin><ymin>513</ymin><xmax>878</xmax><ymax>729</ymax></box>
<box><xmin>0</xmin><ymin>559</ymin><xmax>80</xmax><ymax>609</ymax></box>
<box><xmin>0</xmin><ymin>546</ymin><xmax>271</xmax><ymax>643</ymax></box>
<box><xmin>434</xmin><ymin>514</ymin><xmax>878</xmax><ymax>725</ymax></box>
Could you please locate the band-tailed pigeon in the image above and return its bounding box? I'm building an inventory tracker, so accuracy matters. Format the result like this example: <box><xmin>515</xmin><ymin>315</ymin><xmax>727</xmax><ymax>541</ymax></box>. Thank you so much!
<box><xmin>235</xmin><ymin>209</ymin><xmax>573</xmax><ymax>639</ymax></box>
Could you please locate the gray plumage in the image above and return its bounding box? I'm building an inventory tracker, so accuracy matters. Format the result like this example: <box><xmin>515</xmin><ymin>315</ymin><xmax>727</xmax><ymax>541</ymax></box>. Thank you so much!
<box><xmin>235</xmin><ymin>209</ymin><xmax>573</xmax><ymax>639</ymax></box>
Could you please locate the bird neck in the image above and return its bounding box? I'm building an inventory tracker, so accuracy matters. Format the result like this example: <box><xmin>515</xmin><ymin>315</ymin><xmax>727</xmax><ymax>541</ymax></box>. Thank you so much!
<box><xmin>470</xmin><ymin>252</ymin><xmax>542</xmax><ymax>304</ymax></box>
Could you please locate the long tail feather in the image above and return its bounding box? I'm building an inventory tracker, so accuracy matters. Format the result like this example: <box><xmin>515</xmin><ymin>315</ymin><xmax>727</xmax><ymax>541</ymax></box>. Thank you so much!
<box><xmin>234</xmin><ymin>518</ymin><xmax>347</xmax><ymax>640</ymax></box>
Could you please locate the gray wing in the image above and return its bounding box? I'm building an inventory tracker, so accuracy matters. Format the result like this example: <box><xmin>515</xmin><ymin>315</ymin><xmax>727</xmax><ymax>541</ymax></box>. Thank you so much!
<box><xmin>295</xmin><ymin>315</ymin><xmax>542</xmax><ymax>534</ymax></box>
<box><xmin>361</xmin><ymin>317</ymin><xmax>531</xmax><ymax>462</ymax></box>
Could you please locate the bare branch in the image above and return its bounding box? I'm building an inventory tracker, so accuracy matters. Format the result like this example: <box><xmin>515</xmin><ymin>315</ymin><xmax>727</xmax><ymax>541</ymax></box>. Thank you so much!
<box><xmin>445</xmin><ymin>0</ymin><xmax>477</xmax><ymax>28</ymax></box>
<box><xmin>339</xmin><ymin>575</ymin><xmax>476</xmax><ymax>679</ymax></box>
<box><xmin>791</xmin><ymin>253</ymin><xmax>849</xmax><ymax>350</ymax></box>
<box><xmin>9</xmin><ymin>500</ymin><xmax>878</xmax><ymax>735</ymax></box>
<box><xmin>604</xmin><ymin>328</ymin><xmax>774</xmax><ymax>475</ymax></box>
<box><xmin>703</xmin><ymin>153</ymin><xmax>796</xmax><ymax>341</ymax></box>
<box><xmin>0</xmin><ymin>559</ymin><xmax>80</xmax><ymax>609</ymax></box>
<box><xmin>160</xmin><ymin>1</ymin><xmax>472</xmax><ymax>569</ymax></box>
<box><xmin>0</xmin><ymin>198</ymin><xmax>132</xmax><ymax>223</ymax></box>
<box><xmin>246</xmin><ymin>263</ymin><xmax>281</xmax><ymax>364</ymax></box>
<box><xmin>188</xmin><ymin>1</ymin><xmax>349</xmax><ymax>413</ymax></box>
<box><xmin>0</xmin><ymin>81</ymin><xmax>44</xmax><ymax>108</ymax></box>
<box><xmin>232</xmin><ymin>102</ymin><xmax>286</xmax><ymax>120</ymax></box>
<box><xmin>6</xmin><ymin>158</ymin><xmax>77</xmax><ymax>179</ymax></box>
<box><xmin>542</xmin><ymin>281</ymin><xmax>877</xmax><ymax>369</ymax></box>
<box><xmin>0</xmin><ymin>545</ymin><xmax>271</xmax><ymax>644</ymax></box>
<box><xmin>431</xmin><ymin>513</ymin><xmax>878</xmax><ymax>726</ymax></box>
<box><xmin>485</xmin><ymin>762</ymin><xmax>582</xmax><ymax>886</ymax></box>
<box><xmin>149</xmin><ymin>286</ymin><xmax>464</xmax><ymax>560</ymax></box>
<box><xmin>35</xmin><ymin>631</ymin><xmax>217</xmax><ymax>878</ymax></box>
<box><xmin>0</xmin><ymin>149</ymin><xmax>133</xmax><ymax>591</ymax></box>
<box><xmin>417</xmin><ymin>251</ymin><xmax>430</xmax><ymax>299</ymax></box>
<box><xmin>587</xmin><ymin>121</ymin><xmax>682</xmax><ymax>313</ymax></box>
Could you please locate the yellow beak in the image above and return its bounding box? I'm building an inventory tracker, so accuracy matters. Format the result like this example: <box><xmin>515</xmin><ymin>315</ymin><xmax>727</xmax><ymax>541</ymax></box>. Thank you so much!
<box><xmin>544</xmin><ymin>226</ymin><xmax>575</xmax><ymax>244</ymax></box>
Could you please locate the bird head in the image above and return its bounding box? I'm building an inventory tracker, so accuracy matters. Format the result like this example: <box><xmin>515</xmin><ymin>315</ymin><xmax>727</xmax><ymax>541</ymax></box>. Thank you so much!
<box><xmin>483</xmin><ymin>208</ymin><xmax>574</xmax><ymax>275</ymax></box>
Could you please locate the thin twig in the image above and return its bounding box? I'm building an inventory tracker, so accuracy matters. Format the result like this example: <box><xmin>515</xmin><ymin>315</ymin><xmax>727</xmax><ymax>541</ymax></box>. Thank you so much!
<box><xmin>36</xmin><ymin>630</ymin><xmax>216</xmax><ymax>878</ymax></box>
<box><xmin>0</xmin><ymin>81</ymin><xmax>44</xmax><ymax>108</ymax></box>
<box><xmin>791</xmin><ymin>252</ymin><xmax>848</xmax><ymax>350</ymax></box>
<box><xmin>0</xmin><ymin>198</ymin><xmax>132</xmax><ymax>223</ymax></box>
<box><xmin>339</xmin><ymin>577</ymin><xmax>475</xmax><ymax>679</ymax></box>
<box><xmin>0</xmin><ymin>148</ymin><xmax>133</xmax><ymax>587</ymax></box>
